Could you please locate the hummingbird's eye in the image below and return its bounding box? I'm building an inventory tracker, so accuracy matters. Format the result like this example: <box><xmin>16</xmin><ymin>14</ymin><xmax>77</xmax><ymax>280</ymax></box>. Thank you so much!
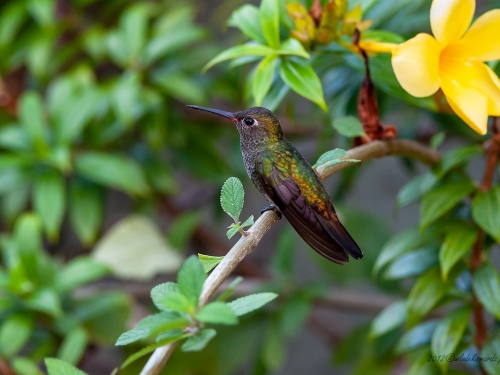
<box><xmin>243</xmin><ymin>117</ymin><xmax>255</xmax><ymax>126</ymax></box>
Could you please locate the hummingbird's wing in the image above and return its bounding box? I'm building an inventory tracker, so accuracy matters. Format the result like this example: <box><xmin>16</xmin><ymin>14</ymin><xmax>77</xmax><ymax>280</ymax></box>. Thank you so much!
<box><xmin>257</xmin><ymin>162</ymin><xmax>362</xmax><ymax>264</ymax></box>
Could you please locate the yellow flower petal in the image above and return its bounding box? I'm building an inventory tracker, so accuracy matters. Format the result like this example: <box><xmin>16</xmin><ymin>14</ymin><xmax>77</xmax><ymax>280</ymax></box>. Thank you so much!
<box><xmin>358</xmin><ymin>41</ymin><xmax>397</xmax><ymax>53</ymax></box>
<box><xmin>391</xmin><ymin>33</ymin><xmax>442</xmax><ymax>97</ymax></box>
<box><xmin>453</xmin><ymin>9</ymin><xmax>500</xmax><ymax>61</ymax></box>
<box><xmin>430</xmin><ymin>0</ymin><xmax>475</xmax><ymax>45</ymax></box>
<box><xmin>441</xmin><ymin>77</ymin><xmax>489</xmax><ymax>135</ymax></box>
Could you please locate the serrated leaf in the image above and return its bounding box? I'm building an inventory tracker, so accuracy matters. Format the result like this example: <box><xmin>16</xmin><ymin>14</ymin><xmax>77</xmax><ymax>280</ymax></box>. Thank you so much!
<box><xmin>369</xmin><ymin>300</ymin><xmax>407</xmax><ymax>339</ymax></box>
<box><xmin>228</xmin><ymin>4</ymin><xmax>266</xmax><ymax>44</ymax></box>
<box><xmin>177</xmin><ymin>255</ymin><xmax>206</xmax><ymax>304</ymax></box>
<box><xmin>45</xmin><ymin>358</ymin><xmax>88</xmax><ymax>375</ymax></box>
<box><xmin>228</xmin><ymin>293</ymin><xmax>278</xmax><ymax>316</ymax></box>
<box><xmin>472</xmin><ymin>186</ymin><xmax>500</xmax><ymax>243</ymax></box>
<box><xmin>203</xmin><ymin>44</ymin><xmax>274</xmax><ymax>72</ymax></box>
<box><xmin>420</xmin><ymin>179</ymin><xmax>476</xmax><ymax>230</ymax></box>
<box><xmin>431</xmin><ymin>307</ymin><xmax>471</xmax><ymax>373</ymax></box>
<box><xmin>33</xmin><ymin>169</ymin><xmax>65</xmax><ymax>242</ymax></box>
<box><xmin>279</xmin><ymin>58</ymin><xmax>327</xmax><ymax>111</ymax></box>
<box><xmin>439</xmin><ymin>226</ymin><xmax>477</xmax><ymax>281</ymax></box>
<box><xmin>151</xmin><ymin>282</ymin><xmax>179</xmax><ymax>311</ymax></box>
<box><xmin>226</xmin><ymin>223</ymin><xmax>242</xmax><ymax>239</ymax></box>
<box><xmin>115</xmin><ymin>328</ymin><xmax>150</xmax><ymax>346</ymax></box>
<box><xmin>181</xmin><ymin>329</ymin><xmax>217</xmax><ymax>352</ymax></box>
<box><xmin>196</xmin><ymin>302</ymin><xmax>238</xmax><ymax>325</ymax></box>
<box><xmin>472</xmin><ymin>263</ymin><xmax>500</xmax><ymax>320</ymax></box>
<box><xmin>198</xmin><ymin>254</ymin><xmax>224</xmax><ymax>273</ymax></box>
<box><xmin>260</xmin><ymin>0</ymin><xmax>280</xmax><ymax>48</ymax></box>
<box><xmin>332</xmin><ymin>116</ymin><xmax>367</xmax><ymax>138</ymax></box>
<box><xmin>161</xmin><ymin>292</ymin><xmax>193</xmax><ymax>313</ymax></box>
<box><xmin>253</xmin><ymin>54</ymin><xmax>277</xmax><ymax>106</ymax></box>
<box><xmin>220</xmin><ymin>177</ymin><xmax>245</xmax><ymax>221</ymax></box>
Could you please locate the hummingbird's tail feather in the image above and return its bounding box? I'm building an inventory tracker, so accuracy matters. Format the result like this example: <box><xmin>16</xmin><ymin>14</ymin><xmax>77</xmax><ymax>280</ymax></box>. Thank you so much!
<box><xmin>319</xmin><ymin>211</ymin><xmax>363</xmax><ymax>260</ymax></box>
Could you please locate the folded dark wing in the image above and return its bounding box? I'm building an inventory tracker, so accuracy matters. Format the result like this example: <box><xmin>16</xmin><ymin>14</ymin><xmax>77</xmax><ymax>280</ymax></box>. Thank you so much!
<box><xmin>261</xmin><ymin>165</ymin><xmax>362</xmax><ymax>264</ymax></box>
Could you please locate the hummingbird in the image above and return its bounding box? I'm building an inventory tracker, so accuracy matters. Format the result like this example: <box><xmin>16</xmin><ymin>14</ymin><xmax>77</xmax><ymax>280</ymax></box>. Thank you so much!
<box><xmin>187</xmin><ymin>105</ymin><xmax>362</xmax><ymax>264</ymax></box>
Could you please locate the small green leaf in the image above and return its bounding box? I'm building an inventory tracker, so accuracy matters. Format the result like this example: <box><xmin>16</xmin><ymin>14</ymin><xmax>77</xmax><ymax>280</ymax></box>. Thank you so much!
<box><xmin>253</xmin><ymin>54</ymin><xmax>277</xmax><ymax>106</ymax></box>
<box><xmin>228</xmin><ymin>293</ymin><xmax>278</xmax><ymax>316</ymax></box>
<box><xmin>312</xmin><ymin>148</ymin><xmax>359</xmax><ymax>170</ymax></box>
<box><xmin>369</xmin><ymin>300</ymin><xmax>407</xmax><ymax>339</ymax></box>
<box><xmin>75</xmin><ymin>152</ymin><xmax>149</xmax><ymax>196</ymax></box>
<box><xmin>407</xmin><ymin>267</ymin><xmax>461</xmax><ymax>327</ymax></box>
<box><xmin>260</xmin><ymin>0</ymin><xmax>280</xmax><ymax>48</ymax></box>
<box><xmin>45</xmin><ymin>358</ymin><xmax>88</xmax><ymax>375</ymax></box>
<box><xmin>33</xmin><ymin>169</ymin><xmax>65</xmax><ymax>242</ymax></box>
<box><xmin>177</xmin><ymin>255</ymin><xmax>206</xmax><ymax>304</ymax></box>
<box><xmin>198</xmin><ymin>254</ymin><xmax>224</xmax><ymax>273</ymax></box>
<box><xmin>277</xmin><ymin>38</ymin><xmax>310</xmax><ymax>58</ymax></box>
<box><xmin>481</xmin><ymin>338</ymin><xmax>500</xmax><ymax>375</ymax></box>
<box><xmin>196</xmin><ymin>302</ymin><xmax>238</xmax><ymax>325</ymax></box>
<box><xmin>430</xmin><ymin>132</ymin><xmax>445</xmax><ymax>149</ymax></box>
<box><xmin>217</xmin><ymin>276</ymin><xmax>243</xmax><ymax>302</ymax></box>
<box><xmin>121</xmin><ymin>336</ymin><xmax>185</xmax><ymax>369</ymax></box>
<box><xmin>151</xmin><ymin>282</ymin><xmax>179</xmax><ymax>311</ymax></box>
<box><xmin>19</xmin><ymin>91</ymin><xmax>48</xmax><ymax>153</ymax></box>
<box><xmin>26</xmin><ymin>288</ymin><xmax>62</xmax><ymax>317</ymax></box>
<box><xmin>279</xmin><ymin>58</ymin><xmax>327</xmax><ymax>111</ymax></box>
<box><xmin>383</xmin><ymin>247</ymin><xmax>438</xmax><ymax>280</ymax></box>
<box><xmin>439</xmin><ymin>225</ymin><xmax>477</xmax><ymax>280</ymax></box>
<box><xmin>226</xmin><ymin>223</ymin><xmax>242</xmax><ymax>239</ymax></box>
<box><xmin>120</xmin><ymin>3</ymin><xmax>150</xmax><ymax>63</ymax></box>
<box><xmin>332</xmin><ymin>116</ymin><xmax>367</xmax><ymax>138</ymax></box>
<box><xmin>203</xmin><ymin>44</ymin><xmax>274</xmax><ymax>72</ymax></box>
<box><xmin>0</xmin><ymin>313</ymin><xmax>34</xmax><ymax>358</ymax></box>
<box><xmin>220</xmin><ymin>177</ymin><xmax>245</xmax><ymax>221</ymax></box>
<box><xmin>472</xmin><ymin>263</ymin><xmax>500</xmax><ymax>320</ymax></box>
<box><xmin>57</xmin><ymin>327</ymin><xmax>87</xmax><ymax>365</ymax></box>
<box><xmin>472</xmin><ymin>186</ymin><xmax>500</xmax><ymax>243</ymax></box>
<box><xmin>397</xmin><ymin>172</ymin><xmax>438</xmax><ymax>208</ymax></box>
<box><xmin>228</xmin><ymin>4</ymin><xmax>266</xmax><ymax>44</ymax></box>
<box><xmin>167</xmin><ymin>211</ymin><xmax>201</xmax><ymax>251</ymax></box>
<box><xmin>439</xmin><ymin>145</ymin><xmax>483</xmax><ymax>176</ymax></box>
<box><xmin>115</xmin><ymin>328</ymin><xmax>149</xmax><ymax>346</ymax></box>
<box><xmin>240</xmin><ymin>215</ymin><xmax>254</xmax><ymax>228</ymax></box>
<box><xmin>12</xmin><ymin>357</ymin><xmax>45</xmax><ymax>375</ymax></box>
<box><xmin>420</xmin><ymin>179</ymin><xmax>476</xmax><ymax>230</ymax></box>
<box><xmin>181</xmin><ymin>329</ymin><xmax>217</xmax><ymax>352</ymax></box>
<box><xmin>431</xmin><ymin>307</ymin><xmax>471</xmax><ymax>373</ymax></box>
<box><xmin>58</xmin><ymin>256</ymin><xmax>109</xmax><ymax>293</ymax></box>
<box><xmin>396</xmin><ymin>320</ymin><xmax>438</xmax><ymax>353</ymax></box>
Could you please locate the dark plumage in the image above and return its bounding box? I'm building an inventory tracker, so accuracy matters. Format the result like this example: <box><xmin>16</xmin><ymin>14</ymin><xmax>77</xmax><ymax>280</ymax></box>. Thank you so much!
<box><xmin>187</xmin><ymin>105</ymin><xmax>363</xmax><ymax>264</ymax></box>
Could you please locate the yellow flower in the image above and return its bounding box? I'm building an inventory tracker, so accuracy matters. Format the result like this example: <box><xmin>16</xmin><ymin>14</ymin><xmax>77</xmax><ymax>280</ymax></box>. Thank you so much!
<box><xmin>360</xmin><ymin>0</ymin><xmax>500</xmax><ymax>135</ymax></box>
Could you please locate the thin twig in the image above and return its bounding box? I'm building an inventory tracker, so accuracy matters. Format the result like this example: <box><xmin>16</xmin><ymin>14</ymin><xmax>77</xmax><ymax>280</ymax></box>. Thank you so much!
<box><xmin>140</xmin><ymin>138</ymin><xmax>440</xmax><ymax>375</ymax></box>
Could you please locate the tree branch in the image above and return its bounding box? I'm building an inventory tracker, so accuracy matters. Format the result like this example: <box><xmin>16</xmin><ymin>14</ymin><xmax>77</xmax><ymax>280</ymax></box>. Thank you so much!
<box><xmin>140</xmin><ymin>138</ymin><xmax>440</xmax><ymax>375</ymax></box>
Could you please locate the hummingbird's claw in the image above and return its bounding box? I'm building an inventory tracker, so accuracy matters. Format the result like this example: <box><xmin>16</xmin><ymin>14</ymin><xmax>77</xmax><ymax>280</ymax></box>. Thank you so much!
<box><xmin>261</xmin><ymin>205</ymin><xmax>282</xmax><ymax>220</ymax></box>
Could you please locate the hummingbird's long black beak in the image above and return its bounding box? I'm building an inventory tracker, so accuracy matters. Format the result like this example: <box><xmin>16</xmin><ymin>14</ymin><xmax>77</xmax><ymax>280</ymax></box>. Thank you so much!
<box><xmin>186</xmin><ymin>105</ymin><xmax>236</xmax><ymax>120</ymax></box>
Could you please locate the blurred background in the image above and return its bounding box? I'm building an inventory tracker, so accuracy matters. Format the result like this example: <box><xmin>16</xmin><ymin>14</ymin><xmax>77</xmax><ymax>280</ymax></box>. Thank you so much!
<box><xmin>0</xmin><ymin>0</ymin><xmax>499</xmax><ymax>374</ymax></box>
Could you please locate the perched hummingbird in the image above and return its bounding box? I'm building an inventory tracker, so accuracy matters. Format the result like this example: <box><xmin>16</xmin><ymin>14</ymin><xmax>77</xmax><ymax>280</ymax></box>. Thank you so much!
<box><xmin>187</xmin><ymin>105</ymin><xmax>362</xmax><ymax>264</ymax></box>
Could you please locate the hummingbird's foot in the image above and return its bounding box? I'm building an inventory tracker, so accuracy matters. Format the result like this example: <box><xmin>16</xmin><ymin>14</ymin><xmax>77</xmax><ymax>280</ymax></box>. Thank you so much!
<box><xmin>261</xmin><ymin>205</ymin><xmax>282</xmax><ymax>220</ymax></box>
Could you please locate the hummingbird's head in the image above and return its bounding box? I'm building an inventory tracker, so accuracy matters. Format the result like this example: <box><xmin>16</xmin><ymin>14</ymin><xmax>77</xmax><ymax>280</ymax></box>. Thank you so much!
<box><xmin>186</xmin><ymin>105</ymin><xmax>283</xmax><ymax>143</ymax></box>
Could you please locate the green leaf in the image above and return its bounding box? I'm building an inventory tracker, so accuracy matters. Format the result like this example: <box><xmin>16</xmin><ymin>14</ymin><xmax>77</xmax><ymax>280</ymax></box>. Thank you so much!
<box><xmin>19</xmin><ymin>91</ymin><xmax>48</xmax><ymax>153</ymax></box>
<box><xmin>121</xmin><ymin>337</ymin><xmax>185</xmax><ymax>369</ymax></box>
<box><xmin>27</xmin><ymin>0</ymin><xmax>55</xmax><ymax>26</ymax></box>
<box><xmin>228</xmin><ymin>4</ymin><xmax>266</xmax><ymax>44</ymax></box>
<box><xmin>407</xmin><ymin>267</ymin><xmax>461</xmax><ymax>327</ymax></box>
<box><xmin>430</xmin><ymin>132</ymin><xmax>445</xmax><ymax>149</ymax></box>
<box><xmin>228</xmin><ymin>293</ymin><xmax>278</xmax><ymax>316</ymax></box>
<box><xmin>69</xmin><ymin>181</ymin><xmax>104</xmax><ymax>247</ymax></box>
<box><xmin>12</xmin><ymin>357</ymin><xmax>45</xmax><ymax>375</ymax></box>
<box><xmin>220</xmin><ymin>177</ymin><xmax>245</xmax><ymax>221</ymax></box>
<box><xmin>13</xmin><ymin>213</ymin><xmax>43</xmax><ymax>282</ymax></box>
<box><xmin>198</xmin><ymin>254</ymin><xmax>224</xmax><ymax>273</ymax></box>
<box><xmin>217</xmin><ymin>276</ymin><xmax>243</xmax><ymax>302</ymax></box>
<box><xmin>120</xmin><ymin>3</ymin><xmax>150</xmax><ymax>63</ymax></box>
<box><xmin>481</xmin><ymin>338</ymin><xmax>500</xmax><ymax>375</ymax></box>
<box><xmin>203</xmin><ymin>44</ymin><xmax>274</xmax><ymax>72</ymax></box>
<box><xmin>0</xmin><ymin>3</ymin><xmax>28</xmax><ymax>45</ymax></box>
<box><xmin>226</xmin><ymin>223</ymin><xmax>242</xmax><ymax>239</ymax></box>
<box><xmin>260</xmin><ymin>0</ymin><xmax>280</xmax><ymax>48</ymax></box>
<box><xmin>396</xmin><ymin>320</ymin><xmax>438</xmax><ymax>353</ymax></box>
<box><xmin>397</xmin><ymin>172</ymin><xmax>438</xmax><ymax>207</ymax></box>
<box><xmin>472</xmin><ymin>186</ymin><xmax>500</xmax><ymax>243</ymax></box>
<box><xmin>196</xmin><ymin>302</ymin><xmax>238</xmax><ymax>325</ymax></box>
<box><xmin>439</xmin><ymin>225</ymin><xmax>477</xmax><ymax>281</ymax></box>
<box><xmin>33</xmin><ymin>169</ymin><xmax>65</xmax><ymax>242</ymax></box>
<box><xmin>75</xmin><ymin>152</ymin><xmax>149</xmax><ymax>196</ymax></box>
<box><xmin>277</xmin><ymin>38</ymin><xmax>310</xmax><ymax>58</ymax></box>
<box><xmin>369</xmin><ymin>300</ymin><xmax>407</xmax><ymax>339</ymax></box>
<box><xmin>151</xmin><ymin>282</ymin><xmax>179</xmax><ymax>311</ymax></box>
<box><xmin>161</xmin><ymin>292</ymin><xmax>193</xmax><ymax>313</ymax></box>
<box><xmin>332</xmin><ymin>116</ymin><xmax>367</xmax><ymax>138</ymax></box>
<box><xmin>115</xmin><ymin>328</ymin><xmax>150</xmax><ymax>346</ymax></box>
<box><xmin>45</xmin><ymin>358</ymin><xmax>88</xmax><ymax>375</ymax></box>
<box><xmin>439</xmin><ymin>145</ymin><xmax>483</xmax><ymax>176</ymax></box>
<box><xmin>431</xmin><ymin>307</ymin><xmax>471</xmax><ymax>373</ymax></box>
<box><xmin>181</xmin><ymin>329</ymin><xmax>217</xmax><ymax>352</ymax></box>
<box><xmin>58</xmin><ymin>256</ymin><xmax>109</xmax><ymax>293</ymax></box>
<box><xmin>313</xmin><ymin>148</ymin><xmax>359</xmax><ymax>170</ymax></box>
<box><xmin>420</xmin><ymin>179</ymin><xmax>476</xmax><ymax>230</ymax></box>
<box><xmin>240</xmin><ymin>215</ymin><xmax>254</xmax><ymax>228</ymax></box>
<box><xmin>57</xmin><ymin>327</ymin><xmax>87</xmax><ymax>365</ymax></box>
<box><xmin>177</xmin><ymin>255</ymin><xmax>206</xmax><ymax>304</ymax></box>
<box><xmin>383</xmin><ymin>247</ymin><xmax>438</xmax><ymax>280</ymax></box>
<box><xmin>253</xmin><ymin>54</ymin><xmax>278</xmax><ymax>106</ymax></box>
<box><xmin>144</xmin><ymin>26</ymin><xmax>204</xmax><ymax>64</ymax></box>
<box><xmin>279</xmin><ymin>58</ymin><xmax>327</xmax><ymax>111</ymax></box>
<box><xmin>472</xmin><ymin>263</ymin><xmax>500</xmax><ymax>320</ymax></box>
<box><xmin>26</xmin><ymin>288</ymin><xmax>62</xmax><ymax>317</ymax></box>
<box><xmin>166</xmin><ymin>212</ymin><xmax>200</xmax><ymax>251</ymax></box>
<box><xmin>0</xmin><ymin>313</ymin><xmax>34</xmax><ymax>358</ymax></box>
